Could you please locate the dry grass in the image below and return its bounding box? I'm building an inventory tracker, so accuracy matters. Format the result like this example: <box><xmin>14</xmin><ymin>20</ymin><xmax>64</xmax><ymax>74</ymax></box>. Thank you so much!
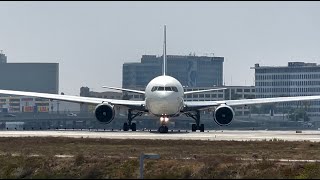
<box><xmin>0</xmin><ymin>137</ymin><xmax>319</xmax><ymax>178</ymax></box>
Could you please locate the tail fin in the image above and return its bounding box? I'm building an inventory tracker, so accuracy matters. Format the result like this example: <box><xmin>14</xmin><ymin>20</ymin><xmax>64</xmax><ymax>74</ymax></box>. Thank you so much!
<box><xmin>163</xmin><ymin>25</ymin><xmax>167</xmax><ymax>76</ymax></box>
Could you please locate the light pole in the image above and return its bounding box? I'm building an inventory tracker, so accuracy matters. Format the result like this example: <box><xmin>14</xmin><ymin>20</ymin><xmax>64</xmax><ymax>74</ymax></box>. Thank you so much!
<box><xmin>140</xmin><ymin>153</ymin><xmax>160</xmax><ymax>179</ymax></box>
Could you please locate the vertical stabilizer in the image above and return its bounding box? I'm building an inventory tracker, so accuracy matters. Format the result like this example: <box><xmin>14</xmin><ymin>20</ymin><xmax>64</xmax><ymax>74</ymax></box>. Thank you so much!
<box><xmin>163</xmin><ymin>25</ymin><xmax>167</xmax><ymax>76</ymax></box>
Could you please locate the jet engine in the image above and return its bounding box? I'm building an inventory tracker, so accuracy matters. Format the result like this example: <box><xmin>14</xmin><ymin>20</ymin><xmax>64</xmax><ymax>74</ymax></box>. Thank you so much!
<box><xmin>94</xmin><ymin>103</ymin><xmax>115</xmax><ymax>124</ymax></box>
<box><xmin>213</xmin><ymin>104</ymin><xmax>234</xmax><ymax>126</ymax></box>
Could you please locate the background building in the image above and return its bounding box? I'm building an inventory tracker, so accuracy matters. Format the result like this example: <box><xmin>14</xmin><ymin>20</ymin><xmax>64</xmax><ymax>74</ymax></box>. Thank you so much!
<box><xmin>0</xmin><ymin>52</ymin><xmax>59</xmax><ymax>113</ymax></box>
<box><xmin>79</xmin><ymin>85</ymin><xmax>255</xmax><ymax>116</ymax></box>
<box><xmin>80</xmin><ymin>86</ymin><xmax>123</xmax><ymax>113</ymax></box>
<box><xmin>0</xmin><ymin>52</ymin><xmax>59</xmax><ymax>94</ymax></box>
<box><xmin>0</xmin><ymin>96</ymin><xmax>50</xmax><ymax>113</ymax></box>
<box><xmin>123</xmin><ymin>54</ymin><xmax>224</xmax><ymax>89</ymax></box>
<box><xmin>0</xmin><ymin>63</ymin><xmax>59</xmax><ymax>94</ymax></box>
<box><xmin>126</xmin><ymin>86</ymin><xmax>255</xmax><ymax>116</ymax></box>
<box><xmin>253</xmin><ymin>62</ymin><xmax>320</xmax><ymax>116</ymax></box>
<box><xmin>0</xmin><ymin>51</ymin><xmax>7</xmax><ymax>63</ymax></box>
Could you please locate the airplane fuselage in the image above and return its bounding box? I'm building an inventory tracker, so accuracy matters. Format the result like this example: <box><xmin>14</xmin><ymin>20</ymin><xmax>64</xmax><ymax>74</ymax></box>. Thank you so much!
<box><xmin>145</xmin><ymin>75</ymin><xmax>184</xmax><ymax>117</ymax></box>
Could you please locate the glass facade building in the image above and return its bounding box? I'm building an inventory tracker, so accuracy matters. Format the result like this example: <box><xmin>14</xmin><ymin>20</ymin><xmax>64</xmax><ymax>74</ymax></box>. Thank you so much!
<box><xmin>253</xmin><ymin>62</ymin><xmax>320</xmax><ymax>116</ymax></box>
<box><xmin>123</xmin><ymin>55</ymin><xmax>224</xmax><ymax>89</ymax></box>
<box><xmin>0</xmin><ymin>60</ymin><xmax>59</xmax><ymax>94</ymax></box>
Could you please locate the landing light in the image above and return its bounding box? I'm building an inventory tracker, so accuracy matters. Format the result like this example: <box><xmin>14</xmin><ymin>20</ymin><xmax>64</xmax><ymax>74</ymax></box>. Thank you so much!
<box><xmin>160</xmin><ymin>117</ymin><xmax>169</xmax><ymax>122</ymax></box>
<box><xmin>164</xmin><ymin>117</ymin><xmax>169</xmax><ymax>122</ymax></box>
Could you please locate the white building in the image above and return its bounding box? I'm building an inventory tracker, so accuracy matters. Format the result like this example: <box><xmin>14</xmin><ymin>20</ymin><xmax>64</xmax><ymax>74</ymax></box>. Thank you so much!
<box><xmin>252</xmin><ymin>62</ymin><xmax>320</xmax><ymax>116</ymax></box>
<box><xmin>126</xmin><ymin>86</ymin><xmax>255</xmax><ymax>116</ymax></box>
<box><xmin>0</xmin><ymin>96</ymin><xmax>80</xmax><ymax>113</ymax></box>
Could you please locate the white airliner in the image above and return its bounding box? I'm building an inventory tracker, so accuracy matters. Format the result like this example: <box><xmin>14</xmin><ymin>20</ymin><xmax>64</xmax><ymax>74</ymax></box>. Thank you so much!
<box><xmin>1</xmin><ymin>26</ymin><xmax>320</xmax><ymax>133</ymax></box>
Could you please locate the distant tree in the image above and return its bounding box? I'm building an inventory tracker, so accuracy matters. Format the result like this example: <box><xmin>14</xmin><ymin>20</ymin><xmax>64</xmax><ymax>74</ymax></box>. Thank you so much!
<box><xmin>288</xmin><ymin>108</ymin><xmax>309</xmax><ymax>122</ymax></box>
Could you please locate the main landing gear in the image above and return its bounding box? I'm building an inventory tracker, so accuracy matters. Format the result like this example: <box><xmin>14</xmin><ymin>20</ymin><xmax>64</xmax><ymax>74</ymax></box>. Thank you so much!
<box><xmin>123</xmin><ymin>109</ymin><xmax>143</xmax><ymax>131</ymax></box>
<box><xmin>186</xmin><ymin>110</ymin><xmax>204</xmax><ymax>132</ymax></box>
<box><xmin>158</xmin><ymin>116</ymin><xmax>169</xmax><ymax>133</ymax></box>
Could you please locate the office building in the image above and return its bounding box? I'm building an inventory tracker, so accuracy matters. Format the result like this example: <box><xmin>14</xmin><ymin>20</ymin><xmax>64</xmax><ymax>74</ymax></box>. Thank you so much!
<box><xmin>126</xmin><ymin>86</ymin><xmax>255</xmax><ymax>116</ymax></box>
<box><xmin>123</xmin><ymin>55</ymin><xmax>224</xmax><ymax>89</ymax></box>
<box><xmin>252</xmin><ymin>62</ymin><xmax>320</xmax><ymax>116</ymax></box>
<box><xmin>0</xmin><ymin>53</ymin><xmax>59</xmax><ymax>94</ymax></box>
<box><xmin>0</xmin><ymin>63</ymin><xmax>59</xmax><ymax>94</ymax></box>
<box><xmin>0</xmin><ymin>52</ymin><xmax>59</xmax><ymax>112</ymax></box>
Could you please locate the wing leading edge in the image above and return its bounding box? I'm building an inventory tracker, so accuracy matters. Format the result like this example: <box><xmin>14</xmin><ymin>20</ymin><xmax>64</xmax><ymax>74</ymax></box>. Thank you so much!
<box><xmin>0</xmin><ymin>89</ymin><xmax>145</xmax><ymax>108</ymax></box>
<box><xmin>102</xmin><ymin>86</ymin><xmax>145</xmax><ymax>94</ymax></box>
<box><xmin>184</xmin><ymin>95</ymin><xmax>320</xmax><ymax>111</ymax></box>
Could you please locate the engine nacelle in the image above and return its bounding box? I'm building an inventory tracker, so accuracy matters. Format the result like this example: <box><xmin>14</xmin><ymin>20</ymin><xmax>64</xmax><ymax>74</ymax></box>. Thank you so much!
<box><xmin>94</xmin><ymin>103</ymin><xmax>115</xmax><ymax>124</ymax></box>
<box><xmin>213</xmin><ymin>105</ymin><xmax>234</xmax><ymax>126</ymax></box>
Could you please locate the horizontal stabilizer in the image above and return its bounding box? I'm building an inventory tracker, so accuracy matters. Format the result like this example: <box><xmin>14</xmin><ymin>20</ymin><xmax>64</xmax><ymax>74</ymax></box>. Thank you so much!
<box><xmin>184</xmin><ymin>88</ymin><xmax>227</xmax><ymax>95</ymax></box>
<box><xmin>102</xmin><ymin>86</ymin><xmax>145</xmax><ymax>94</ymax></box>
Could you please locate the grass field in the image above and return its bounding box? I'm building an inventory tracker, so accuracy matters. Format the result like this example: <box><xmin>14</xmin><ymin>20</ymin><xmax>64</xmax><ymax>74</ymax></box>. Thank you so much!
<box><xmin>0</xmin><ymin>137</ymin><xmax>320</xmax><ymax>178</ymax></box>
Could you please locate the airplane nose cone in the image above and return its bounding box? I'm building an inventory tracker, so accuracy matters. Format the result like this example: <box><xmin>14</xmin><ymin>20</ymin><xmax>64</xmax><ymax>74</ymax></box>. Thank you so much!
<box><xmin>146</xmin><ymin>91</ymin><xmax>182</xmax><ymax>116</ymax></box>
<box><xmin>157</xmin><ymin>91</ymin><xmax>173</xmax><ymax>99</ymax></box>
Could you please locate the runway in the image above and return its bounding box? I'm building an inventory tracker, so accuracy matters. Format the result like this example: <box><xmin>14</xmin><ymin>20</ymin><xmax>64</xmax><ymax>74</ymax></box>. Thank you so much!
<box><xmin>0</xmin><ymin>130</ymin><xmax>320</xmax><ymax>142</ymax></box>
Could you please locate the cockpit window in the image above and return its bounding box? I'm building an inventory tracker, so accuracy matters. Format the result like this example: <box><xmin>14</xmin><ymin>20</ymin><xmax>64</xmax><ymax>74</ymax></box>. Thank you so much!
<box><xmin>171</xmin><ymin>86</ymin><xmax>178</xmax><ymax>92</ymax></box>
<box><xmin>151</xmin><ymin>86</ymin><xmax>179</xmax><ymax>92</ymax></box>
<box><xmin>151</xmin><ymin>86</ymin><xmax>158</xmax><ymax>92</ymax></box>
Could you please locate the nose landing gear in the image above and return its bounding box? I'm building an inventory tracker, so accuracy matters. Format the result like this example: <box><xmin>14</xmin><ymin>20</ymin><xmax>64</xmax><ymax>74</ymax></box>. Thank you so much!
<box><xmin>158</xmin><ymin>116</ymin><xmax>169</xmax><ymax>133</ymax></box>
<box><xmin>158</xmin><ymin>125</ymin><xmax>168</xmax><ymax>133</ymax></box>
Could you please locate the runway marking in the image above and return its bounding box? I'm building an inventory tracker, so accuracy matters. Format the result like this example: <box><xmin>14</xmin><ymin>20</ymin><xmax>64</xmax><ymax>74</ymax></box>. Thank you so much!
<box><xmin>1</xmin><ymin>130</ymin><xmax>320</xmax><ymax>142</ymax></box>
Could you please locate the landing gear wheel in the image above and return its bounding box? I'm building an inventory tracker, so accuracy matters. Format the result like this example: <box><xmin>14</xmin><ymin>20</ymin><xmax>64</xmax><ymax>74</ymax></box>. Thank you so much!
<box><xmin>123</xmin><ymin>123</ymin><xmax>129</xmax><ymax>131</ymax></box>
<box><xmin>200</xmin><ymin>124</ymin><xmax>204</xmax><ymax>132</ymax></box>
<box><xmin>187</xmin><ymin>110</ymin><xmax>204</xmax><ymax>132</ymax></box>
<box><xmin>124</xmin><ymin>109</ymin><xmax>143</xmax><ymax>131</ymax></box>
<box><xmin>192</xmin><ymin>124</ymin><xmax>197</xmax><ymax>132</ymax></box>
<box><xmin>158</xmin><ymin>126</ymin><xmax>168</xmax><ymax>133</ymax></box>
<box><xmin>131</xmin><ymin>123</ymin><xmax>136</xmax><ymax>131</ymax></box>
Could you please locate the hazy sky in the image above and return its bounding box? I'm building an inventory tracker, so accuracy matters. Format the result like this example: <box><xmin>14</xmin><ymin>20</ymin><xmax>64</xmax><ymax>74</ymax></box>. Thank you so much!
<box><xmin>0</xmin><ymin>1</ymin><xmax>320</xmax><ymax>95</ymax></box>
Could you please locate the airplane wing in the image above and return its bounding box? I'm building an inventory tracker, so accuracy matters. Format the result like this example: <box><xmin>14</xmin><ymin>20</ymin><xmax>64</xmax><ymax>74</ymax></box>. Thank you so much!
<box><xmin>184</xmin><ymin>95</ymin><xmax>320</xmax><ymax>111</ymax></box>
<box><xmin>184</xmin><ymin>88</ymin><xmax>227</xmax><ymax>95</ymax></box>
<box><xmin>0</xmin><ymin>89</ymin><xmax>145</xmax><ymax>109</ymax></box>
<box><xmin>102</xmin><ymin>86</ymin><xmax>145</xmax><ymax>94</ymax></box>
<box><xmin>223</xmin><ymin>95</ymin><xmax>320</xmax><ymax>106</ymax></box>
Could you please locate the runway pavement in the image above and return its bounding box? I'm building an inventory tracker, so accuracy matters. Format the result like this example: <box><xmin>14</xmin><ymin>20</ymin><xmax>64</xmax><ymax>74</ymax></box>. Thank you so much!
<box><xmin>0</xmin><ymin>129</ymin><xmax>320</xmax><ymax>142</ymax></box>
